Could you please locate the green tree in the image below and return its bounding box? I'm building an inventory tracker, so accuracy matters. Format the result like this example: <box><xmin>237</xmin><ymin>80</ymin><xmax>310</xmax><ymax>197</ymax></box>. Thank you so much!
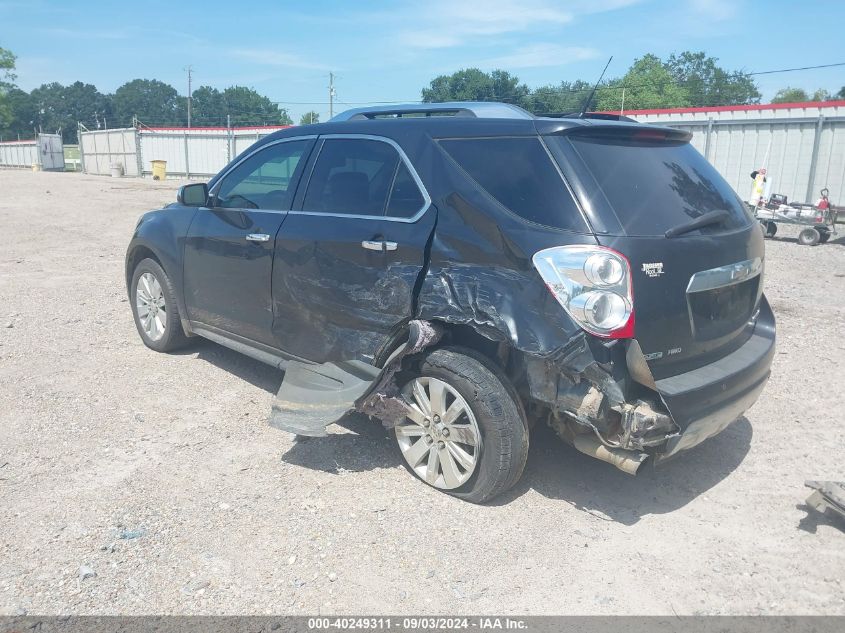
<box><xmin>833</xmin><ymin>87</ymin><xmax>845</xmax><ymax>100</ymax></box>
<box><xmin>771</xmin><ymin>87</ymin><xmax>809</xmax><ymax>104</ymax></box>
<box><xmin>299</xmin><ymin>111</ymin><xmax>320</xmax><ymax>125</ymax></box>
<box><xmin>665</xmin><ymin>51</ymin><xmax>760</xmax><ymax>106</ymax></box>
<box><xmin>520</xmin><ymin>80</ymin><xmax>593</xmax><ymax>114</ymax></box>
<box><xmin>190</xmin><ymin>85</ymin><xmax>225</xmax><ymax>126</ymax></box>
<box><xmin>220</xmin><ymin>86</ymin><xmax>289</xmax><ymax>126</ymax></box>
<box><xmin>28</xmin><ymin>81</ymin><xmax>111</xmax><ymax>142</ymax></box>
<box><xmin>490</xmin><ymin>70</ymin><xmax>530</xmax><ymax>104</ymax></box>
<box><xmin>1</xmin><ymin>88</ymin><xmax>36</xmax><ymax>139</ymax></box>
<box><xmin>0</xmin><ymin>46</ymin><xmax>17</xmax><ymax>130</ymax></box>
<box><xmin>595</xmin><ymin>54</ymin><xmax>689</xmax><ymax>111</ymax></box>
<box><xmin>422</xmin><ymin>68</ymin><xmax>495</xmax><ymax>102</ymax></box>
<box><xmin>112</xmin><ymin>79</ymin><xmax>184</xmax><ymax>127</ymax></box>
<box><xmin>68</xmin><ymin>82</ymin><xmax>111</xmax><ymax>140</ymax></box>
<box><xmin>811</xmin><ymin>88</ymin><xmax>830</xmax><ymax>101</ymax></box>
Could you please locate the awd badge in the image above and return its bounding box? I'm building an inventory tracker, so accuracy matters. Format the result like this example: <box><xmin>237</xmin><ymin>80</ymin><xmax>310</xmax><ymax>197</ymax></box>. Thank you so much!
<box><xmin>642</xmin><ymin>262</ymin><xmax>664</xmax><ymax>277</ymax></box>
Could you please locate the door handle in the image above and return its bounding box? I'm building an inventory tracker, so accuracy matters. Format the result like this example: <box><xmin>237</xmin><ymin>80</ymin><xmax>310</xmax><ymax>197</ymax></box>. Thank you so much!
<box><xmin>245</xmin><ymin>233</ymin><xmax>271</xmax><ymax>242</ymax></box>
<box><xmin>361</xmin><ymin>240</ymin><xmax>398</xmax><ymax>252</ymax></box>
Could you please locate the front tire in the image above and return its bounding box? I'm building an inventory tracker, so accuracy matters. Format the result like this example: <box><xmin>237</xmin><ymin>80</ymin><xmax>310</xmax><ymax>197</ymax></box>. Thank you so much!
<box><xmin>130</xmin><ymin>258</ymin><xmax>189</xmax><ymax>352</ymax></box>
<box><xmin>393</xmin><ymin>347</ymin><xmax>529</xmax><ymax>503</ymax></box>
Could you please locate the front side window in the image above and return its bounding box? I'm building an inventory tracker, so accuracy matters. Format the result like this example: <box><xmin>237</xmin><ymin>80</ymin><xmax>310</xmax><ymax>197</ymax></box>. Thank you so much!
<box><xmin>216</xmin><ymin>139</ymin><xmax>311</xmax><ymax>210</ymax></box>
<box><xmin>439</xmin><ymin>137</ymin><xmax>587</xmax><ymax>232</ymax></box>
<box><xmin>302</xmin><ymin>138</ymin><xmax>402</xmax><ymax>216</ymax></box>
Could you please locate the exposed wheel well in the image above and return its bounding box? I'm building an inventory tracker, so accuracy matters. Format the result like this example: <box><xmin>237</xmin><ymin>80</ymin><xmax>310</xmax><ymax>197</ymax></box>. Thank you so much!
<box><xmin>437</xmin><ymin>323</ymin><xmax>504</xmax><ymax>367</ymax></box>
<box><xmin>429</xmin><ymin>322</ymin><xmax>542</xmax><ymax>424</ymax></box>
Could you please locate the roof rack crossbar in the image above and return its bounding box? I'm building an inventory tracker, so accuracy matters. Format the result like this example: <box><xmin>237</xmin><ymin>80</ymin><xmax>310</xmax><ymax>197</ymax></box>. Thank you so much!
<box><xmin>331</xmin><ymin>101</ymin><xmax>535</xmax><ymax>122</ymax></box>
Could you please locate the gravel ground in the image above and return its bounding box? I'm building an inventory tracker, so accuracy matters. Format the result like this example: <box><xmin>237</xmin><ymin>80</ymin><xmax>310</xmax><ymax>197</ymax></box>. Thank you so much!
<box><xmin>0</xmin><ymin>170</ymin><xmax>843</xmax><ymax>616</ymax></box>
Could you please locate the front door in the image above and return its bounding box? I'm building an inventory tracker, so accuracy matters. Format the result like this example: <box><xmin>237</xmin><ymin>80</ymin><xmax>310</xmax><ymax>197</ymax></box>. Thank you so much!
<box><xmin>271</xmin><ymin>136</ymin><xmax>436</xmax><ymax>364</ymax></box>
<box><xmin>183</xmin><ymin>138</ymin><xmax>314</xmax><ymax>346</ymax></box>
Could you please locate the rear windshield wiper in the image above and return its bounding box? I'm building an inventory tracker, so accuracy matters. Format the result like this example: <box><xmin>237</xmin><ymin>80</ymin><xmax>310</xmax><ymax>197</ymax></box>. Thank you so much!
<box><xmin>665</xmin><ymin>209</ymin><xmax>730</xmax><ymax>238</ymax></box>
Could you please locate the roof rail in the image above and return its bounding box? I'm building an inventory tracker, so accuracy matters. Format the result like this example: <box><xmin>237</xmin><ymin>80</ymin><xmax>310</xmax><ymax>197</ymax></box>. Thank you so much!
<box><xmin>330</xmin><ymin>101</ymin><xmax>535</xmax><ymax>122</ymax></box>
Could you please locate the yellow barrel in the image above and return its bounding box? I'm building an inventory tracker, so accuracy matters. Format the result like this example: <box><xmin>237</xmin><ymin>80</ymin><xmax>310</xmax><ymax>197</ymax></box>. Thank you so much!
<box><xmin>151</xmin><ymin>160</ymin><xmax>167</xmax><ymax>180</ymax></box>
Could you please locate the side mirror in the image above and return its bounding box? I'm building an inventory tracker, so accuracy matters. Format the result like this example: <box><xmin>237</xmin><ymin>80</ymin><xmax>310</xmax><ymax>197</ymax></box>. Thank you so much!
<box><xmin>177</xmin><ymin>183</ymin><xmax>209</xmax><ymax>207</ymax></box>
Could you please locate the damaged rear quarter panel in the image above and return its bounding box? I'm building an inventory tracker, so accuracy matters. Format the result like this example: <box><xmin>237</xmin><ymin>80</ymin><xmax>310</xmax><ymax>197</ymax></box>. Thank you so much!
<box><xmin>415</xmin><ymin>147</ymin><xmax>598</xmax><ymax>357</ymax></box>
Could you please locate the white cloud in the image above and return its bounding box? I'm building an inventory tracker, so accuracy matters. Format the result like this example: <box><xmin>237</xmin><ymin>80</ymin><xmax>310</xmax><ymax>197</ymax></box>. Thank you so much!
<box><xmin>40</xmin><ymin>26</ymin><xmax>130</xmax><ymax>40</ymax></box>
<box><xmin>393</xmin><ymin>0</ymin><xmax>643</xmax><ymax>51</ymax></box>
<box><xmin>475</xmin><ymin>43</ymin><xmax>600</xmax><ymax>69</ymax></box>
<box><xmin>396</xmin><ymin>0</ymin><xmax>574</xmax><ymax>49</ymax></box>
<box><xmin>230</xmin><ymin>48</ymin><xmax>329</xmax><ymax>71</ymax></box>
<box><xmin>689</xmin><ymin>0</ymin><xmax>738</xmax><ymax>21</ymax></box>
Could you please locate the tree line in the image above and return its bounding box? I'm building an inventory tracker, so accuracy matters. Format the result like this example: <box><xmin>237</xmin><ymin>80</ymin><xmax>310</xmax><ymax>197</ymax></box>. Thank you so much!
<box><xmin>2</xmin><ymin>44</ymin><xmax>844</xmax><ymax>143</ymax></box>
<box><xmin>422</xmin><ymin>52</ymin><xmax>845</xmax><ymax>113</ymax></box>
<box><xmin>0</xmin><ymin>46</ymin><xmax>322</xmax><ymax>142</ymax></box>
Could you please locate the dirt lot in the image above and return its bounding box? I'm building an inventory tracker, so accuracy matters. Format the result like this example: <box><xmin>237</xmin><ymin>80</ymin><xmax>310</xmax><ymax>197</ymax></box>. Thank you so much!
<box><xmin>0</xmin><ymin>170</ymin><xmax>843</xmax><ymax>616</ymax></box>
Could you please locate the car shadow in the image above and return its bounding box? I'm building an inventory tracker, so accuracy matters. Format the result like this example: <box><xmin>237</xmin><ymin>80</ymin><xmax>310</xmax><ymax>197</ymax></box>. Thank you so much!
<box><xmin>281</xmin><ymin>413</ymin><xmax>402</xmax><ymax>475</ymax></box>
<box><xmin>796</xmin><ymin>503</ymin><xmax>845</xmax><ymax>534</ymax></box>
<box><xmin>181</xmin><ymin>337</ymin><xmax>284</xmax><ymax>394</ymax></box>
<box><xmin>489</xmin><ymin>419</ymin><xmax>752</xmax><ymax>524</ymax></box>
<box><xmin>184</xmin><ymin>338</ymin><xmax>752</xmax><ymax>523</ymax></box>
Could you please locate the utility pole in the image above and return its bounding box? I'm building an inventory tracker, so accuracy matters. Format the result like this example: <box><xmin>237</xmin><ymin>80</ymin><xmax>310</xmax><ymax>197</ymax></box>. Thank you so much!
<box><xmin>328</xmin><ymin>72</ymin><xmax>336</xmax><ymax>119</ymax></box>
<box><xmin>186</xmin><ymin>65</ymin><xmax>193</xmax><ymax>128</ymax></box>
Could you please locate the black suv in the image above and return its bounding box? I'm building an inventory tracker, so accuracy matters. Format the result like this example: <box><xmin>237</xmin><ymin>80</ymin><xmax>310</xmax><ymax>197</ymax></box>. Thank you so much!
<box><xmin>126</xmin><ymin>102</ymin><xmax>775</xmax><ymax>503</ymax></box>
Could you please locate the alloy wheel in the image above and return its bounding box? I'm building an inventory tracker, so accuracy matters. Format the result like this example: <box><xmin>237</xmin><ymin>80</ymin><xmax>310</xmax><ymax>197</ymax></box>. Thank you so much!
<box><xmin>135</xmin><ymin>272</ymin><xmax>166</xmax><ymax>341</ymax></box>
<box><xmin>395</xmin><ymin>377</ymin><xmax>482</xmax><ymax>490</ymax></box>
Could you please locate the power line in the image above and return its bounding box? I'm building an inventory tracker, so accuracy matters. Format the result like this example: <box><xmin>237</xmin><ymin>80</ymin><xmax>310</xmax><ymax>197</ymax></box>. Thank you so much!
<box><xmin>750</xmin><ymin>61</ymin><xmax>845</xmax><ymax>76</ymax></box>
<box><xmin>267</xmin><ymin>61</ymin><xmax>845</xmax><ymax>106</ymax></box>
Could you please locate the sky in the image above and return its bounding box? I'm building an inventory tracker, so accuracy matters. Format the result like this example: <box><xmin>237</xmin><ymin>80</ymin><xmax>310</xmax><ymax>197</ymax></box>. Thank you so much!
<box><xmin>1</xmin><ymin>0</ymin><xmax>843</xmax><ymax>123</ymax></box>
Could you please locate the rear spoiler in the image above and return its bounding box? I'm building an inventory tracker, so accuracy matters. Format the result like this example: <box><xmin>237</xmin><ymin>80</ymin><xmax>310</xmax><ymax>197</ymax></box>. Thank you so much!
<box><xmin>542</xmin><ymin>112</ymin><xmax>638</xmax><ymax>123</ymax></box>
<box><xmin>547</xmin><ymin>122</ymin><xmax>693</xmax><ymax>143</ymax></box>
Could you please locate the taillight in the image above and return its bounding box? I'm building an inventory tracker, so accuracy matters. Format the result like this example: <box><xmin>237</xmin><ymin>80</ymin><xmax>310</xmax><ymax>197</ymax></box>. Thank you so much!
<box><xmin>532</xmin><ymin>245</ymin><xmax>634</xmax><ymax>339</ymax></box>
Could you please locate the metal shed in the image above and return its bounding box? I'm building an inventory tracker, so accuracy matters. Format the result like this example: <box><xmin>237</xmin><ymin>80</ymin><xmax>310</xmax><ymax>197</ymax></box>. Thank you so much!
<box><xmin>0</xmin><ymin>133</ymin><xmax>65</xmax><ymax>170</ymax></box>
<box><xmin>78</xmin><ymin>125</ymin><xmax>291</xmax><ymax>179</ymax></box>
<box><xmin>621</xmin><ymin>100</ymin><xmax>845</xmax><ymax>205</ymax></box>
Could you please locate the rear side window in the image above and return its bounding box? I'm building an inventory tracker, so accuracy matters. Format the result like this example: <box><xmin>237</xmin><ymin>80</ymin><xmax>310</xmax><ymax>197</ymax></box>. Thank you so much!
<box><xmin>562</xmin><ymin>134</ymin><xmax>750</xmax><ymax>236</ymax></box>
<box><xmin>439</xmin><ymin>137</ymin><xmax>587</xmax><ymax>232</ymax></box>
<box><xmin>386</xmin><ymin>163</ymin><xmax>425</xmax><ymax>218</ymax></box>
<box><xmin>303</xmin><ymin>138</ymin><xmax>400</xmax><ymax>216</ymax></box>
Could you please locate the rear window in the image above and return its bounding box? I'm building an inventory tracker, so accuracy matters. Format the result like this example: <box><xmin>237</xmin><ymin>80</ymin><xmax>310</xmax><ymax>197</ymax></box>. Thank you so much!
<box><xmin>439</xmin><ymin>138</ymin><xmax>587</xmax><ymax>232</ymax></box>
<box><xmin>562</xmin><ymin>134</ymin><xmax>750</xmax><ymax>236</ymax></box>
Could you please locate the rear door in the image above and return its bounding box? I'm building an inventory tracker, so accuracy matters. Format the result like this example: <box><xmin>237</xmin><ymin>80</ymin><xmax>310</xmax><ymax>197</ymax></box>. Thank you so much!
<box><xmin>549</xmin><ymin>129</ymin><xmax>764</xmax><ymax>380</ymax></box>
<box><xmin>270</xmin><ymin>135</ymin><xmax>436</xmax><ymax>364</ymax></box>
<box><xmin>183</xmin><ymin>137</ymin><xmax>314</xmax><ymax>345</ymax></box>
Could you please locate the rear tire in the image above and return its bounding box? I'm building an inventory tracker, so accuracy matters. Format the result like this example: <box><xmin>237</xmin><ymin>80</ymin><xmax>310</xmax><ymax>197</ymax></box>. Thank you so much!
<box><xmin>763</xmin><ymin>221</ymin><xmax>777</xmax><ymax>238</ymax></box>
<box><xmin>130</xmin><ymin>258</ymin><xmax>190</xmax><ymax>352</ymax></box>
<box><xmin>798</xmin><ymin>227</ymin><xmax>820</xmax><ymax>246</ymax></box>
<box><xmin>393</xmin><ymin>347</ymin><xmax>529</xmax><ymax>503</ymax></box>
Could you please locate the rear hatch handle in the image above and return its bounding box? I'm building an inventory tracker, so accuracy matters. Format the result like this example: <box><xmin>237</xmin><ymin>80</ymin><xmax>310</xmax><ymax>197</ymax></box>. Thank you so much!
<box><xmin>665</xmin><ymin>209</ymin><xmax>730</xmax><ymax>238</ymax></box>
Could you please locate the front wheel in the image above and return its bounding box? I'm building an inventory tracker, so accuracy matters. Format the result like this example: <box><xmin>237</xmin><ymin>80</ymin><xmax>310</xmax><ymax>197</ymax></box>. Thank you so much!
<box><xmin>393</xmin><ymin>347</ymin><xmax>528</xmax><ymax>503</ymax></box>
<box><xmin>130</xmin><ymin>258</ymin><xmax>190</xmax><ymax>352</ymax></box>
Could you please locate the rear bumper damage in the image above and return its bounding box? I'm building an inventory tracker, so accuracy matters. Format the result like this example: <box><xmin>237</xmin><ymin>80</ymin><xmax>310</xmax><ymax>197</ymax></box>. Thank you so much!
<box><xmin>541</xmin><ymin>297</ymin><xmax>776</xmax><ymax>472</ymax></box>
